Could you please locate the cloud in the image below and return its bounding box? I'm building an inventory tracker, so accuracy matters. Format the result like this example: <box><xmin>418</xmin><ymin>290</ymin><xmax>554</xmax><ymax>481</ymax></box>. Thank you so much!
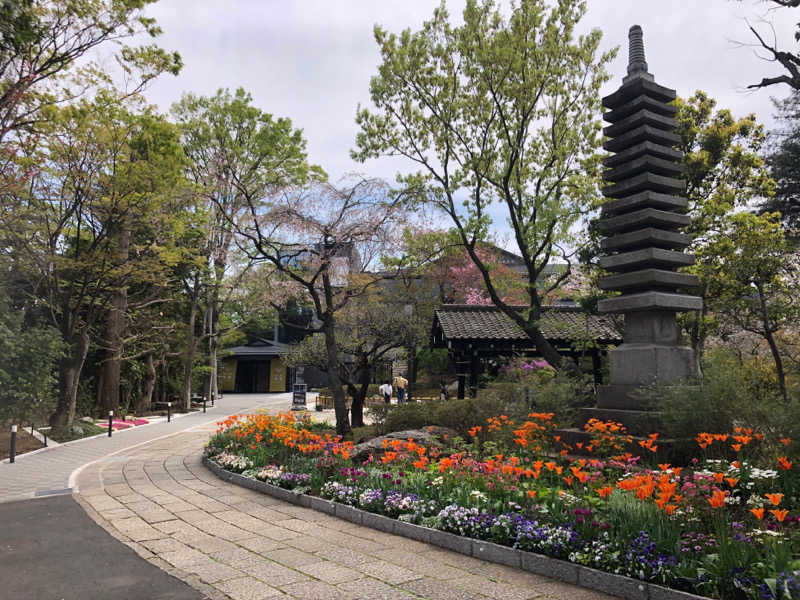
<box><xmin>140</xmin><ymin>0</ymin><xmax>795</xmax><ymax>248</ymax></box>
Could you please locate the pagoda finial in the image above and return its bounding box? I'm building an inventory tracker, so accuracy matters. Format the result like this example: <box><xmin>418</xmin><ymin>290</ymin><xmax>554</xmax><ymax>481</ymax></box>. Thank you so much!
<box><xmin>626</xmin><ymin>25</ymin><xmax>650</xmax><ymax>79</ymax></box>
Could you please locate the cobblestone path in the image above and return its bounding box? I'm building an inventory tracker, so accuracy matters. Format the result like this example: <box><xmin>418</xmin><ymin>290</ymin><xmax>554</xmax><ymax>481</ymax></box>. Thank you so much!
<box><xmin>75</xmin><ymin>419</ymin><xmax>616</xmax><ymax>600</ymax></box>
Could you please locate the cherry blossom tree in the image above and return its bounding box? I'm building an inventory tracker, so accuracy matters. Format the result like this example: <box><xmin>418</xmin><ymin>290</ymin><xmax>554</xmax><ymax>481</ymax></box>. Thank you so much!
<box><xmin>227</xmin><ymin>178</ymin><xmax>410</xmax><ymax>436</ymax></box>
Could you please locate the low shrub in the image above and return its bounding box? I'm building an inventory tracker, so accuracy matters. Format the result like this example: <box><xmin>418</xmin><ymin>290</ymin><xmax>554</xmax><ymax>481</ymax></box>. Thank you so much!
<box><xmin>383</xmin><ymin>397</ymin><xmax>501</xmax><ymax>437</ymax></box>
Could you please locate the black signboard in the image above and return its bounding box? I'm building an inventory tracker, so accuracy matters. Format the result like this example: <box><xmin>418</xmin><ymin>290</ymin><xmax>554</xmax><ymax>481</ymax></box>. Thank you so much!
<box><xmin>292</xmin><ymin>383</ymin><xmax>307</xmax><ymax>410</ymax></box>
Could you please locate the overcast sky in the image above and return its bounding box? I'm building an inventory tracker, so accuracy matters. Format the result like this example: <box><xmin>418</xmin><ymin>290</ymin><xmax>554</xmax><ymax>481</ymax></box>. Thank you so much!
<box><xmin>139</xmin><ymin>0</ymin><xmax>796</xmax><ymax>183</ymax></box>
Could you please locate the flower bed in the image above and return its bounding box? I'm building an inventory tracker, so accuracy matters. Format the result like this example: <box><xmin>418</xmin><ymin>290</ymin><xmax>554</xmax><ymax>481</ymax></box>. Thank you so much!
<box><xmin>205</xmin><ymin>412</ymin><xmax>800</xmax><ymax>600</ymax></box>
<box><xmin>99</xmin><ymin>417</ymin><xmax>150</xmax><ymax>431</ymax></box>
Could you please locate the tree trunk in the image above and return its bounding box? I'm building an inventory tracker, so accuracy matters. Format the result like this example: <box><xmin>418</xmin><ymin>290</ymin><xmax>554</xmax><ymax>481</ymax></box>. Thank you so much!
<box><xmin>757</xmin><ymin>285</ymin><xmax>788</xmax><ymax>403</ymax></box>
<box><xmin>320</xmin><ymin>270</ymin><xmax>350</xmax><ymax>436</ymax></box>
<box><xmin>183</xmin><ymin>273</ymin><xmax>200</xmax><ymax>411</ymax></box>
<box><xmin>160</xmin><ymin>354</ymin><xmax>169</xmax><ymax>405</ymax></box>
<box><xmin>323</xmin><ymin>317</ymin><xmax>350</xmax><ymax>436</ymax></box>
<box><xmin>204</xmin><ymin>299</ymin><xmax>219</xmax><ymax>404</ymax></box>
<box><xmin>98</xmin><ymin>226</ymin><xmax>131</xmax><ymax>415</ymax></box>
<box><xmin>350</xmin><ymin>361</ymin><xmax>371</xmax><ymax>428</ymax></box>
<box><xmin>50</xmin><ymin>330</ymin><xmax>90</xmax><ymax>428</ymax></box>
<box><xmin>764</xmin><ymin>324</ymin><xmax>788</xmax><ymax>403</ymax></box>
<box><xmin>689</xmin><ymin>288</ymin><xmax>708</xmax><ymax>379</ymax></box>
<box><xmin>136</xmin><ymin>353</ymin><xmax>156</xmax><ymax>414</ymax></box>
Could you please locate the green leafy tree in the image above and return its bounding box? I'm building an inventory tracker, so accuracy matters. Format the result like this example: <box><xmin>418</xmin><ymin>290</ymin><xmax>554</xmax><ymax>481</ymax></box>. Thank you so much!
<box><xmin>171</xmin><ymin>87</ymin><xmax>323</xmax><ymax>410</ymax></box>
<box><xmin>699</xmin><ymin>211</ymin><xmax>797</xmax><ymax>402</ymax></box>
<box><xmin>0</xmin><ymin>0</ymin><xmax>181</xmax><ymax>144</ymax></box>
<box><xmin>1</xmin><ymin>93</ymin><xmax>189</xmax><ymax>427</ymax></box>
<box><xmin>286</xmin><ymin>290</ymin><xmax>409</xmax><ymax>428</ymax></box>
<box><xmin>762</xmin><ymin>91</ymin><xmax>800</xmax><ymax>233</ymax></box>
<box><xmin>674</xmin><ymin>91</ymin><xmax>775</xmax><ymax>372</ymax></box>
<box><xmin>352</xmin><ymin>0</ymin><xmax>615</xmax><ymax>371</ymax></box>
<box><xmin>0</xmin><ymin>288</ymin><xmax>64</xmax><ymax>425</ymax></box>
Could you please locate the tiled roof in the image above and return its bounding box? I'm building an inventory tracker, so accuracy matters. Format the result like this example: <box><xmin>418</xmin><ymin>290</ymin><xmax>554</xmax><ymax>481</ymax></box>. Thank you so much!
<box><xmin>225</xmin><ymin>340</ymin><xmax>292</xmax><ymax>357</ymax></box>
<box><xmin>434</xmin><ymin>304</ymin><xmax>621</xmax><ymax>344</ymax></box>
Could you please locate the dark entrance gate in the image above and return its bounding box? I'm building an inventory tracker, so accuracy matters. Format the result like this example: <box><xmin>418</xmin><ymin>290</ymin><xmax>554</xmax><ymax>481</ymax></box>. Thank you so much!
<box><xmin>234</xmin><ymin>359</ymin><xmax>271</xmax><ymax>393</ymax></box>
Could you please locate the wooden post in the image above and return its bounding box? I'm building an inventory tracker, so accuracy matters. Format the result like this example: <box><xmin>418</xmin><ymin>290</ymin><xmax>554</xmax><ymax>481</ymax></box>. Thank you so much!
<box><xmin>469</xmin><ymin>353</ymin><xmax>479</xmax><ymax>398</ymax></box>
<box><xmin>592</xmin><ymin>350</ymin><xmax>602</xmax><ymax>385</ymax></box>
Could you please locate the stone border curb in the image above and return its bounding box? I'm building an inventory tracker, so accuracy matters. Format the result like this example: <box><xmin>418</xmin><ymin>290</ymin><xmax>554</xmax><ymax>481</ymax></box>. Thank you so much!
<box><xmin>203</xmin><ymin>456</ymin><xmax>707</xmax><ymax>600</ymax></box>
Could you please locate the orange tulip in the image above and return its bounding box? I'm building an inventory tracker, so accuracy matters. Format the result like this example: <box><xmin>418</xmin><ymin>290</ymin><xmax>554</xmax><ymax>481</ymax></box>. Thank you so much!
<box><xmin>527</xmin><ymin>490</ymin><xmax>537</xmax><ymax>499</ymax></box>
<box><xmin>766</xmin><ymin>493</ymin><xmax>783</xmax><ymax>506</ymax></box>
<box><xmin>596</xmin><ymin>486</ymin><xmax>613</xmax><ymax>499</ymax></box>
<box><xmin>665</xmin><ymin>504</ymin><xmax>678</xmax><ymax>515</ymax></box>
<box><xmin>780</xmin><ymin>437</ymin><xmax>791</xmax><ymax>446</ymax></box>
<box><xmin>770</xmin><ymin>509</ymin><xmax>789</xmax><ymax>522</ymax></box>
<box><xmin>713</xmin><ymin>472</ymin><xmax>725</xmax><ymax>484</ymax></box>
<box><xmin>725</xmin><ymin>478</ymin><xmax>738</xmax><ymax>488</ymax></box>
<box><xmin>563</xmin><ymin>476</ymin><xmax>574</xmax><ymax>486</ymax></box>
<box><xmin>750</xmin><ymin>507</ymin><xmax>765</xmax><ymax>520</ymax></box>
<box><xmin>658</xmin><ymin>463</ymin><xmax>671</xmax><ymax>472</ymax></box>
<box><xmin>708</xmin><ymin>490</ymin><xmax>727</xmax><ymax>509</ymax></box>
<box><xmin>731</xmin><ymin>444</ymin><xmax>742</xmax><ymax>452</ymax></box>
<box><xmin>778</xmin><ymin>457</ymin><xmax>792</xmax><ymax>470</ymax></box>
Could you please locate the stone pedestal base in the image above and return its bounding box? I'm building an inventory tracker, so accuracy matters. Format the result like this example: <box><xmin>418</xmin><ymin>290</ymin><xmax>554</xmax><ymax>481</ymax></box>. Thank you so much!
<box><xmin>608</xmin><ymin>343</ymin><xmax>694</xmax><ymax>387</ymax></box>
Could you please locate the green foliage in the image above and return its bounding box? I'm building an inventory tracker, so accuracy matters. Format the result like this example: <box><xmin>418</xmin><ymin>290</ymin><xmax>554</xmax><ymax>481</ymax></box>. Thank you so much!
<box><xmin>383</xmin><ymin>397</ymin><xmax>499</xmax><ymax>437</ymax></box>
<box><xmin>479</xmin><ymin>360</ymin><xmax>591</xmax><ymax>427</ymax></box>
<box><xmin>675</xmin><ymin>91</ymin><xmax>776</xmax><ymax>367</ymax></box>
<box><xmin>653</xmin><ymin>348</ymin><xmax>787</xmax><ymax>451</ymax></box>
<box><xmin>48</xmin><ymin>421</ymin><xmax>105</xmax><ymax>443</ymax></box>
<box><xmin>416</xmin><ymin>348</ymin><xmax>453</xmax><ymax>378</ymax></box>
<box><xmin>353</xmin><ymin>0</ymin><xmax>616</xmax><ymax>368</ymax></box>
<box><xmin>763</xmin><ymin>91</ymin><xmax>800</xmax><ymax>233</ymax></box>
<box><xmin>0</xmin><ymin>292</ymin><xmax>64</xmax><ymax>425</ymax></box>
<box><xmin>0</xmin><ymin>0</ymin><xmax>181</xmax><ymax>144</ymax></box>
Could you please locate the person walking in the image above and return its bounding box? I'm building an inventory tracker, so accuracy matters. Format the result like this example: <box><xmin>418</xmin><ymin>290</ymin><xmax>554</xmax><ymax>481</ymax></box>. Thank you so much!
<box><xmin>393</xmin><ymin>373</ymin><xmax>408</xmax><ymax>404</ymax></box>
<box><xmin>439</xmin><ymin>376</ymin><xmax>449</xmax><ymax>401</ymax></box>
<box><xmin>379</xmin><ymin>380</ymin><xmax>393</xmax><ymax>404</ymax></box>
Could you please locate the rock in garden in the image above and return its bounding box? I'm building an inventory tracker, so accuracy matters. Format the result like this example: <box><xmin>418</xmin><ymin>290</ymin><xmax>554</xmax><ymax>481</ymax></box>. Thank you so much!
<box><xmin>349</xmin><ymin>427</ymin><xmax>458</xmax><ymax>463</ymax></box>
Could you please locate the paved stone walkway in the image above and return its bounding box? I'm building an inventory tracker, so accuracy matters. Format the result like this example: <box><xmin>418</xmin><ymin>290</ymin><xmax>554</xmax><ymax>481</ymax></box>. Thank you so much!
<box><xmin>0</xmin><ymin>393</ymin><xmax>289</xmax><ymax>503</ymax></box>
<box><xmin>75</xmin><ymin>418</ymin><xmax>617</xmax><ymax>600</ymax></box>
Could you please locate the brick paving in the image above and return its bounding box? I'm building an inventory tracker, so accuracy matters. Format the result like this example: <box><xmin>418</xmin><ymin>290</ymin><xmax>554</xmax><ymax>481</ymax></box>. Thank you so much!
<box><xmin>74</xmin><ymin>417</ymin><xmax>618</xmax><ymax>600</ymax></box>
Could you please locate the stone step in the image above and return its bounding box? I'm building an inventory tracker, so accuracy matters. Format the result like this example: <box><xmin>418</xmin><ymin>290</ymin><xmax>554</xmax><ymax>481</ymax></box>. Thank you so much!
<box><xmin>555</xmin><ymin>428</ymin><xmax>681</xmax><ymax>460</ymax></box>
<box><xmin>601</xmin><ymin>190</ymin><xmax>687</xmax><ymax>216</ymax></box>
<box><xmin>598</xmin><ymin>247</ymin><xmax>694</xmax><ymax>272</ymax></box>
<box><xmin>602</xmin><ymin>171</ymin><xmax>685</xmax><ymax>199</ymax></box>
<box><xmin>598</xmin><ymin>268</ymin><xmax>699</xmax><ymax>292</ymax></box>
<box><xmin>597</xmin><ymin>291</ymin><xmax>702</xmax><ymax>313</ymax></box>
<box><xmin>602</xmin><ymin>77</ymin><xmax>676</xmax><ymax>110</ymax></box>
<box><xmin>600</xmin><ymin>228</ymin><xmax>692</xmax><ymax>252</ymax></box>
<box><xmin>604</xmin><ymin>124</ymin><xmax>681</xmax><ymax>153</ymax></box>
<box><xmin>598</xmin><ymin>207</ymin><xmax>690</xmax><ymax>234</ymax></box>
<box><xmin>595</xmin><ymin>384</ymin><xmax>653</xmax><ymax>410</ymax></box>
<box><xmin>603</xmin><ymin>108</ymin><xmax>678</xmax><ymax>138</ymax></box>
<box><xmin>604</xmin><ymin>94</ymin><xmax>677</xmax><ymax>123</ymax></box>
<box><xmin>577</xmin><ymin>407</ymin><xmax>662</xmax><ymax>437</ymax></box>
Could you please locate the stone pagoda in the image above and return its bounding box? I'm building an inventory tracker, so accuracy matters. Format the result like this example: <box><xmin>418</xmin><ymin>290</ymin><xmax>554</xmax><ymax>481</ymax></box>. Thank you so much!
<box><xmin>581</xmin><ymin>25</ymin><xmax>702</xmax><ymax>435</ymax></box>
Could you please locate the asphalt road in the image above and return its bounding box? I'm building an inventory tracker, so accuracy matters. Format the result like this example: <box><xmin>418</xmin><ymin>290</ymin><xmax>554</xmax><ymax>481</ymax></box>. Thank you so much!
<box><xmin>0</xmin><ymin>495</ymin><xmax>206</xmax><ymax>600</ymax></box>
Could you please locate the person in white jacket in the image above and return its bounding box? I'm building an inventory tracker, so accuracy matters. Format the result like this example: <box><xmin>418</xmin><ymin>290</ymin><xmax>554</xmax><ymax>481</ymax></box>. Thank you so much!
<box><xmin>378</xmin><ymin>381</ymin><xmax>393</xmax><ymax>404</ymax></box>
